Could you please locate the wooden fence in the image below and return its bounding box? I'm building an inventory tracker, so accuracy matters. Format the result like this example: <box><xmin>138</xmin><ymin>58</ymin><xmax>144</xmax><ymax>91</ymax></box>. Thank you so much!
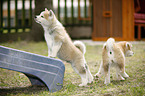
<box><xmin>0</xmin><ymin>0</ymin><xmax>92</xmax><ymax>41</ymax></box>
<box><xmin>0</xmin><ymin>0</ymin><xmax>33</xmax><ymax>34</ymax></box>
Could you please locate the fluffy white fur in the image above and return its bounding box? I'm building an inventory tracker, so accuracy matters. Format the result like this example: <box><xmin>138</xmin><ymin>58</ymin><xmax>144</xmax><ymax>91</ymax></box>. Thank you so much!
<box><xmin>35</xmin><ymin>8</ymin><xmax>93</xmax><ymax>86</ymax></box>
<box><xmin>74</xmin><ymin>41</ymin><xmax>86</xmax><ymax>54</ymax></box>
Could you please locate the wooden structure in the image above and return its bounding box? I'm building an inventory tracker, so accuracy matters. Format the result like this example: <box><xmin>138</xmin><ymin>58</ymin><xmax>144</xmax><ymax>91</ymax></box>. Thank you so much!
<box><xmin>134</xmin><ymin>0</ymin><xmax>145</xmax><ymax>40</ymax></box>
<box><xmin>92</xmin><ymin>0</ymin><xmax>134</xmax><ymax>41</ymax></box>
<box><xmin>134</xmin><ymin>13</ymin><xmax>145</xmax><ymax>40</ymax></box>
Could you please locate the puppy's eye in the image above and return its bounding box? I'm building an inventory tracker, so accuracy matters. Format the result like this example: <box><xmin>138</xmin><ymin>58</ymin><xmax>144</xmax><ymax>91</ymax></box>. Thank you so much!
<box><xmin>41</xmin><ymin>16</ymin><xmax>44</xmax><ymax>18</ymax></box>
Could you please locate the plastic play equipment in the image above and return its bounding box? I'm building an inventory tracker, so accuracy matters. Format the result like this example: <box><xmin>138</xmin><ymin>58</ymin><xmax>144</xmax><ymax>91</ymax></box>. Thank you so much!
<box><xmin>0</xmin><ymin>46</ymin><xmax>65</xmax><ymax>92</ymax></box>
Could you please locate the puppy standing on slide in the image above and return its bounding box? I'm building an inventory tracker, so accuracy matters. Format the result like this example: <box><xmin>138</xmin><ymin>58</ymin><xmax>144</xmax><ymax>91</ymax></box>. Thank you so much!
<box><xmin>35</xmin><ymin>8</ymin><xmax>93</xmax><ymax>86</ymax></box>
<box><xmin>94</xmin><ymin>38</ymin><xmax>134</xmax><ymax>85</ymax></box>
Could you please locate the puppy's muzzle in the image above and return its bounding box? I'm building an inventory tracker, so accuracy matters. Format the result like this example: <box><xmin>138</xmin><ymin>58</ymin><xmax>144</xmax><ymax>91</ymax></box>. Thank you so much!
<box><xmin>34</xmin><ymin>16</ymin><xmax>41</xmax><ymax>23</ymax></box>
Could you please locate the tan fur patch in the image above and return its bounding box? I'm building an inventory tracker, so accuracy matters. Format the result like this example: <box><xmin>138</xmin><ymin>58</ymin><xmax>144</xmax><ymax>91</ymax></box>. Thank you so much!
<box><xmin>54</xmin><ymin>28</ymin><xmax>65</xmax><ymax>42</ymax></box>
<box><xmin>116</xmin><ymin>41</ymin><xmax>132</xmax><ymax>54</ymax></box>
<box><xmin>44</xmin><ymin>12</ymin><xmax>49</xmax><ymax>20</ymax></box>
<box><xmin>102</xmin><ymin>47</ymin><xmax>109</xmax><ymax>73</ymax></box>
<box><xmin>102</xmin><ymin>41</ymin><xmax>127</xmax><ymax>73</ymax></box>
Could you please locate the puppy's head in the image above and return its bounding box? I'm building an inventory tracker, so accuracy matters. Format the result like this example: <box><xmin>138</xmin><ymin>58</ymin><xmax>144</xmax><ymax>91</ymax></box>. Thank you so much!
<box><xmin>35</xmin><ymin>8</ymin><xmax>56</xmax><ymax>27</ymax></box>
<box><xmin>124</xmin><ymin>42</ymin><xmax>134</xmax><ymax>57</ymax></box>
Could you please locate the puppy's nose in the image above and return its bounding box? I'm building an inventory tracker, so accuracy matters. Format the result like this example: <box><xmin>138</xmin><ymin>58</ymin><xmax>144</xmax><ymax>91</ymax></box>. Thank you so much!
<box><xmin>35</xmin><ymin>16</ymin><xmax>37</xmax><ymax>18</ymax></box>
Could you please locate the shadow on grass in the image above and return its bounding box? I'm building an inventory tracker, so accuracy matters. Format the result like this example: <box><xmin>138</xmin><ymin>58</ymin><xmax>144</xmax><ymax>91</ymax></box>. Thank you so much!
<box><xmin>0</xmin><ymin>85</ymin><xmax>48</xmax><ymax>95</ymax></box>
<box><xmin>111</xmin><ymin>80</ymin><xmax>127</xmax><ymax>85</ymax></box>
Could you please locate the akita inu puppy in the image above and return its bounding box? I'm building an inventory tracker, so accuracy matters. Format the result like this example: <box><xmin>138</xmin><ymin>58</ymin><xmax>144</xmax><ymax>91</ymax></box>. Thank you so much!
<box><xmin>35</xmin><ymin>8</ymin><xmax>93</xmax><ymax>86</ymax></box>
<box><xmin>94</xmin><ymin>38</ymin><xmax>134</xmax><ymax>85</ymax></box>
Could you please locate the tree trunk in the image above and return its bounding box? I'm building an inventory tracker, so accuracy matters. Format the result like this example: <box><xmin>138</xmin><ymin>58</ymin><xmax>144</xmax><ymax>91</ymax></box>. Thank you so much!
<box><xmin>30</xmin><ymin>0</ymin><xmax>52</xmax><ymax>41</ymax></box>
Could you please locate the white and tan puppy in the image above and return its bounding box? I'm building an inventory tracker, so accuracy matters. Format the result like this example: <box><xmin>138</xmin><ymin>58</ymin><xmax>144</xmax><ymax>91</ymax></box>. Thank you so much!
<box><xmin>94</xmin><ymin>38</ymin><xmax>134</xmax><ymax>85</ymax></box>
<box><xmin>35</xmin><ymin>8</ymin><xmax>93</xmax><ymax>86</ymax></box>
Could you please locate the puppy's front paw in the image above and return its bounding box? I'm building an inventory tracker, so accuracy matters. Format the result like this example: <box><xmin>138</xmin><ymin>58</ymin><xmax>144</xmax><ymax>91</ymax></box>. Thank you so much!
<box><xmin>48</xmin><ymin>54</ymin><xmax>56</xmax><ymax>58</ymax></box>
<box><xmin>51</xmin><ymin>53</ymin><xmax>57</xmax><ymax>58</ymax></box>
<box><xmin>48</xmin><ymin>55</ymin><xmax>50</xmax><ymax>57</ymax></box>
<box><xmin>50</xmin><ymin>56</ymin><xmax>56</xmax><ymax>58</ymax></box>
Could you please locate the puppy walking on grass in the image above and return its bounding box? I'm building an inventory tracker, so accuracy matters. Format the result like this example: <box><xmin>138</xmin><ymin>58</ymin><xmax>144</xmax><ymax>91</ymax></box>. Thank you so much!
<box><xmin>35</xmin><ymin>8</ymin><xmax>93</xmax><ymax>86</ymax></box>
<box><xmin>94</xmin><ymin>38</ymin><xmax>134</xmax><ymax>85</ymax></box>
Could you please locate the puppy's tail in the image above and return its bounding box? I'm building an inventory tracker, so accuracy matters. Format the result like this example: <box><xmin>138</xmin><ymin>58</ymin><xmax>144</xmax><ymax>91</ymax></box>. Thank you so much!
<box><xmin>103</xmin><ymin>38</ymin><xmax>115</xmax><ymax>54</ymax></box>
<box><xmin>74</xmin><ymin>41</ymin><xmax>86</xmax><ymax>54</ymax></box>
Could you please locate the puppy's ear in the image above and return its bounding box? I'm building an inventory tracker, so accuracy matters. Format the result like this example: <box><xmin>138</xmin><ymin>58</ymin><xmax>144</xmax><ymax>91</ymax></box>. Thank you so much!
<box><xmin>45</xmin><ymin>8</ymin><xmax>49</xmax><ymax>12</ymax></box>
<box><xmin>103</xmin><ymin>43</ymin><xmax>107</xmax><ymax>49</ymax></box>
<box><xmin>126</xmin><ymin>42</ymin><xmax>132</xmax><ymax>50</ymax></box>
<box><xmin>49</xmin><ymin>10</ymin><xmax>54</xmax><ymax>18</ymax></box>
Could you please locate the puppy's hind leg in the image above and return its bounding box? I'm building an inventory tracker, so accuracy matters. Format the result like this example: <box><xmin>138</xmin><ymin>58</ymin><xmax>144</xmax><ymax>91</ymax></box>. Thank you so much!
<box><xmin>82</xmin><ymin>57</ymin><xmax>93</xmax><ymax>84</ymax></box>
<box><xmin>85</xmin><ymin>63</ymin><xmax>94</xmax><ymax>84</ymax></box>
<box><xmin>72</xmin><ymin>59</ymin><xmax>90</xmax><ymax>86</ymax></box>
<box><xmin>118</xmin><ymin>62</ymin><xmax>129</xmax><ymax>78</ymax></box>
<box><xmin>72</xmin><ymin>65</ymin><xmax>88</xmax><ymax>86</ymax></box>
<box><xmin>116</xmin><ymin>66</ymin><xmax>125</xmax><ymax>80</ymax></box>
<box><xmin>94</xmin><ymin>61</ymin><xmax>104</xmax><ymax>79</ymax></box>
<box><xmin>104</xmin><ymin>63</ymin><xmax>111</xmax><ymax>85</ymax></box>
<box><xmin>79</xmin><ymin>73</ymin><xmax>88</xmax><ymax>86</ymax></box>
<box><xmin>121</xmin><ymin>71</ymin><xmax>129</xmax><ymax>78</ymax></box>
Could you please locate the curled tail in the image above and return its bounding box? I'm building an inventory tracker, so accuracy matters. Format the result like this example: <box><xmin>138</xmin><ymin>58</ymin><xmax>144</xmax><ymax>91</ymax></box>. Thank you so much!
<box><xmin>74</xmin><ymin>41</ymin><xmax>86</xmax><ymax>54</ymax></box>
<box><xmin>103</xmin><ymin>38</ymin><xmax>115</xmax><ymax>54</ymax></box>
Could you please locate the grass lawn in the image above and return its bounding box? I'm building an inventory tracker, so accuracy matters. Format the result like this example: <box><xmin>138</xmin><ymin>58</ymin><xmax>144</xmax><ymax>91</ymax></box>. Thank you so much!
<box><xmin>0</xmin><ymin>41</ymin><xmax>145</xmax><ymax>96</ymax></box>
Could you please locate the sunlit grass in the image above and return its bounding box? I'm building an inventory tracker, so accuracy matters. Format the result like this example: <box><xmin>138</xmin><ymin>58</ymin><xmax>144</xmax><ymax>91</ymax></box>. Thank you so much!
<box><xmin>0</xmin><ymin>41</ymin><xmax>145</xmax><ymax>96</ymax></box>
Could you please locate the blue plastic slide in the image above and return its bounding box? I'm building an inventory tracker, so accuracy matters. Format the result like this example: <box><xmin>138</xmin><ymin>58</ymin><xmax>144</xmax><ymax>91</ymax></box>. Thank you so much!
<box><xmin>0</xmin><ymin>46</ymin><xmax>65</xmax><ymax>92</ymax></box>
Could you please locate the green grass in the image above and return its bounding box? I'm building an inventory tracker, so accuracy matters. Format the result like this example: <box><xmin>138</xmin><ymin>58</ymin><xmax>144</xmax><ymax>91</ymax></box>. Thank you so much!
<box><xmin>0</xmin><ymin>41</ymin><xmax>145</xmax><ymax>96</ymax></box>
